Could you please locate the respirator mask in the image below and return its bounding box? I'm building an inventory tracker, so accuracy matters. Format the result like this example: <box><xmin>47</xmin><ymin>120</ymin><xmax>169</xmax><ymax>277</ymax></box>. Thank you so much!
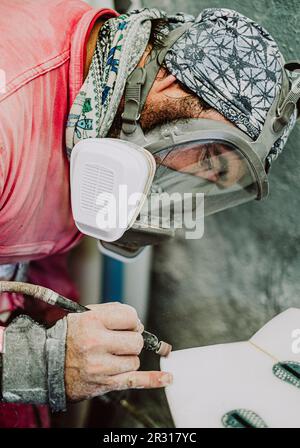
<box><xmin>70</xmin><ymin>24</ymin><xmax>300</xmax><ymax>261</ymax></box>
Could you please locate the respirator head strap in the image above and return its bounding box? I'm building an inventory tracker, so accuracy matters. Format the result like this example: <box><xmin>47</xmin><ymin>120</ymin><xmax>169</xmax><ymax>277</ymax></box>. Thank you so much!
<box><xmin>121</xmin><ymin>22</ymin><xmax>193</xmax><ymax>137</ymax></box>
<box><xmin>121</xmin><ymin>67</ymin><xmax>147</xmax><ymax>135</ymax></box>
<box><xmin>273</xmin><ymin>61</ymin><xmax>300</xmax><ymax>132</ymax></box>
<box><xmin>253</xmin><ymin>62</ymin><xmax>300</xmax><ymax>162</ymax></box>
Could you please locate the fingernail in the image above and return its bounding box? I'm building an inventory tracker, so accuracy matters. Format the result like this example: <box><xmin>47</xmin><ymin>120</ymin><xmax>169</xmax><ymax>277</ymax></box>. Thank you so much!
<box><xmin>160</xmin><ymin>373</ymin><xmax>173</xmax><ymax>386</ymax></box>
<box><xmin>137</xmin><ymin>319</ymin><xmax>144</xmax><ymax>333</ymax></box>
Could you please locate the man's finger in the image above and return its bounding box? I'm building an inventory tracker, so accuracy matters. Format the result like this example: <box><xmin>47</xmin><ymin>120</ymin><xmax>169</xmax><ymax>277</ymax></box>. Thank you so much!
<box><xmin>110</xmin><ymin>371</ymin><xmax>173</xmax><ymax>390</ymax></box>
<box><xmin>87</xmin><ymin>303</ymin><xmax>140</xmax><ymax>330</ymax></box>
<box><xmin>93</xmin><ymin>355</ymin><xmax>140</xmax><ymax>377</ymax></box>
<box><xmin>106</xmin><ymin>330</ymin><xmax>144</xmax><ymax>355</ymax></box>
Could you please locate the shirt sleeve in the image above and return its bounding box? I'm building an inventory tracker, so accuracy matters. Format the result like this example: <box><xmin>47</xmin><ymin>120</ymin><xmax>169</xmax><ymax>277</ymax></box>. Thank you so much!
<box><xmin>1</xmin><ymin>315</ymin><xmax>67</xmax><ymax>412</ymax></box>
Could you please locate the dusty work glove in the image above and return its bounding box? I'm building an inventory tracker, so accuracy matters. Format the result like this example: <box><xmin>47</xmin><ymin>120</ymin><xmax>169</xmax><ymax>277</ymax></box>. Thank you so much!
<box><xmin>1</xmin><ymin>315</ymin><xmax>67</xmax><ymax>412</ymax></box>
<box><xmin>65</xmin><ymin>302</ymin><xmax>173</xmax><ymax>401</ymax></box>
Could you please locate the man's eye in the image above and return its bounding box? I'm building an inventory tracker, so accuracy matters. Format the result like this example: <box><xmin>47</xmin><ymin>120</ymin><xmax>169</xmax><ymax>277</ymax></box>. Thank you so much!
<box><xmin>199</xmin><ymin>148</ymin><xmax>214</xmax><ymax>170</ymax></box>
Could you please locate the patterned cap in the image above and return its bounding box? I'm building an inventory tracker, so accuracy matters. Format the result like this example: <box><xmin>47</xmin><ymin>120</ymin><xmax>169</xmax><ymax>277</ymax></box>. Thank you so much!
<box><xmin>164</xmin><ymin>8</ymin><xmax>296</xmax><ymax>166</ymax></box>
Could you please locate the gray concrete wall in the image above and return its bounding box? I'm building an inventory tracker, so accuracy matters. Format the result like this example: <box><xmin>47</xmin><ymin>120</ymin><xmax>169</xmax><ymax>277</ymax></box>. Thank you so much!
<box><xmin>132</xmin><ymin>0</ymin><xmax>300</xmax><ymax>427</ymax></box>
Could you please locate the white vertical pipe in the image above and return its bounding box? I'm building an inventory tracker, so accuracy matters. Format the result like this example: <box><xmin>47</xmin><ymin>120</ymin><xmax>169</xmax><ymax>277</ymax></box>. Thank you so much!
<box><xmin>123</xmin><ymin>247</ymin><xmax>152</xmax><ymax>323</ymax></box>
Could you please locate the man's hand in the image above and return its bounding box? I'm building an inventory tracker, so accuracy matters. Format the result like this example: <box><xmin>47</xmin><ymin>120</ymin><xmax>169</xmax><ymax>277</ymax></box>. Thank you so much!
<box><xmin>65</xmin><ymin>303</ymin><xmax>173</xmax><ymax>401</ymax></box>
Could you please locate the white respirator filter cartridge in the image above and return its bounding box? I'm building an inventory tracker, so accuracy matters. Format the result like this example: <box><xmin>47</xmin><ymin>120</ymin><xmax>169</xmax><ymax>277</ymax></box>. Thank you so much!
<box><xmin>70</xmin><ymin>138</ymin><xmax>156</xmax><ymax>242</ymax></box>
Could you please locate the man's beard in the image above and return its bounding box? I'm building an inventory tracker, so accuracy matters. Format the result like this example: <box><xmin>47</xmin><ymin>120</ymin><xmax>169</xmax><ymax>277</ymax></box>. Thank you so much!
<box><xmin>108</xmin><ymin>94</ymin><xmax>206</xmax><ymax>138</ymax></box>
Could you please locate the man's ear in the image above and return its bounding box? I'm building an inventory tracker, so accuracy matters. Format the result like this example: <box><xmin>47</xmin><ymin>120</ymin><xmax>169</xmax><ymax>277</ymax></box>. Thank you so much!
<box><xmin>152</xmin><ymin>68</ymin><xmax>189</xmax><ymax>98</ymax></box>
<box><xmin>155</xmin><ymin>73</ymin><xmax>178</xmax><ymax>93</ymax></box>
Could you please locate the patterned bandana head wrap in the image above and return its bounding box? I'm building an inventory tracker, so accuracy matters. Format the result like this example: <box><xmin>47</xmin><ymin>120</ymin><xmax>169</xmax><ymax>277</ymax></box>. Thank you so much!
<box><xmin>164</xmin><ymin>8</ymin><xmax>297</xmax><ymax>166</ymax></box>
<box><xmin>66</xmin><ymin>7</ymin><xmax>296</xmax><ymax>166</ymax></box>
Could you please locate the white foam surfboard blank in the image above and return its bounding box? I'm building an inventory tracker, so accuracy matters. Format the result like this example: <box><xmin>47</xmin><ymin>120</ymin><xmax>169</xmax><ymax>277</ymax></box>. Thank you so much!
<box><xmin>250</xmin><ymin>308</ymin><xmax>300</xmax><ymax>363</ymax></box>
<box><xmin>161</xmin><ymin>308</ymin><xmax>300</xmax><ymax>428</ymax></box>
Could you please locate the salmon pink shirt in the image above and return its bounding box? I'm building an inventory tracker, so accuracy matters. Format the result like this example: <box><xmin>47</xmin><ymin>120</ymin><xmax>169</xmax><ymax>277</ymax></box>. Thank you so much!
<box><xmin>0</xmin><ymin>0</ymin><xmax>117</xmax><ymax>264</ymax></box>
<box><xmin>0</xmin><ymin>2</ymin><xmax>118</xmax><ymax>427</ymax></box>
